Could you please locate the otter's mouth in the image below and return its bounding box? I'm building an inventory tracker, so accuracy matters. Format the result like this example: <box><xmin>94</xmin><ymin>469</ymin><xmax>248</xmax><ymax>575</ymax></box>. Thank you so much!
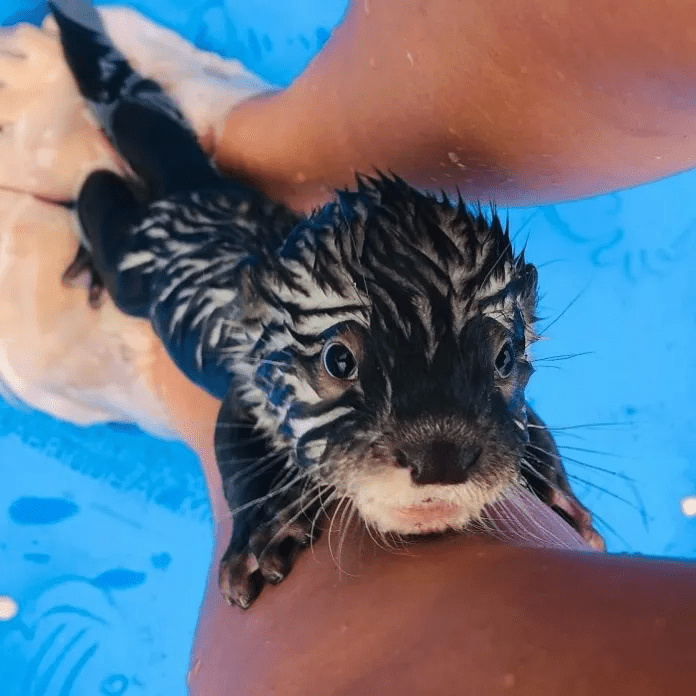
<box><xmin>390</xmin><ymin>500</ymin><xmax>463</xmax><ymax>532</ymax></box>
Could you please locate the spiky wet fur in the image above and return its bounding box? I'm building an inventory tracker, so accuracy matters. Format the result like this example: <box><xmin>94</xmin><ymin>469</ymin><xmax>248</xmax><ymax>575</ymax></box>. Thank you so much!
<box><xmin>50</xmin><ymin>0</ymin><xmax>603</xmax><ymax>608</ymax></box>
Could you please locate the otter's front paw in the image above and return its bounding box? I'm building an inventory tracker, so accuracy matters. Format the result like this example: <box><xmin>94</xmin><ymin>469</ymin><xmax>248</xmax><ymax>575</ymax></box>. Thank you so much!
<box><xmin>62</xmin><ymin>244</ymin><xmax>106</xmax><ymax>309</ymax></box>
<box><xmin>218</xmin><ymin>507</ymin><xmax>320</xmax><ymax>609</ymax></box>
<box><xmin>524</xmin><ymin>406</ymin><xmax>606</xmax><ymax>551</ymax></box>
<box><xmin>545</xmin><ymin>488</ymin><xmax>606</xmax><ymax>551</ymax></box>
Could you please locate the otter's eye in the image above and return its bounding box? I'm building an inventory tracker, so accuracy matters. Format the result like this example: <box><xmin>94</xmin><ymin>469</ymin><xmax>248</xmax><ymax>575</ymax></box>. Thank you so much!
<box><xmin>322</xmin><ymin>342</ymin><xmax>358</xmax><ymax>380</ymax></box>
<box><xmin>495</xmin><ymin>340</ymin><xmax>516</xmax><ymax>379</ymax></box>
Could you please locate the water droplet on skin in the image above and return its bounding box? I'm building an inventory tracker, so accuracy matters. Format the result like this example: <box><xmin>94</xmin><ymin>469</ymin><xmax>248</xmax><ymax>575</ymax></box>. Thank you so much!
<box><xmin>36</xmin><ymin>147</ymin><xmax>57</xmax><ymax>168</ymax></box>
<box><xmin>187</xmin><ymin>657</ymin><xmax>202</xmax><ymax>686</ymax></box>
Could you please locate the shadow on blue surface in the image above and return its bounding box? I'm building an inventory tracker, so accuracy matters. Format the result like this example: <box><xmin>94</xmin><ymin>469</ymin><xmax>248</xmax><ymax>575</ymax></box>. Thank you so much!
<box><xmin>2</xmin><ymin>429</ymin><xmax>212</xmax><ymax>696</ymax></box>
<box><xmin>1</xmin><ymin>1</ymin><xmax>695</xmax><ymax>695</ymax></box>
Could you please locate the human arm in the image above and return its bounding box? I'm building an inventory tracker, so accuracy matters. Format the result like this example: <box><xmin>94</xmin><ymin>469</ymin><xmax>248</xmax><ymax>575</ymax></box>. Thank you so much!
<box><xmin>189</xmin><ymin>519</ymin><xmax>696</xmax><ymax>696</ymax></box>
<box><xmin>213</xmin><ymin>0</ymin><xmax>696</xmax><ymax>212</ymax></box>
<box><xmin>6</xmin><ymin>0</ymin><xmax>696</xmax><ymax>214</ymax></box>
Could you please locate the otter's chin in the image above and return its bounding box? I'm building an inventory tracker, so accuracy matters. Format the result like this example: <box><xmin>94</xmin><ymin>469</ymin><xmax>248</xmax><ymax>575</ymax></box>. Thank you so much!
<box><xmin>348</xmin><ymin>467</ymin><xmax>506</xmax><ymax>535</ymax></box>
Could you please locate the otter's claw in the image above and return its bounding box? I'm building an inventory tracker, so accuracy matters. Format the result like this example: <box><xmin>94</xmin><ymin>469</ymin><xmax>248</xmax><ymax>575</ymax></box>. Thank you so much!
<box><xmin>218</xmin><ymin>508</ymin><xmax>319</xmax><ymax>609</ymax></box>
<box><xmin>218</xmin><ymin>550</ymin><xmax>264</xmax><ymax>610</ymax></box>
<box><xmin>62</xmin><ymin>244</ymin><xmax>106</xmax><ymax>309</ymax></box>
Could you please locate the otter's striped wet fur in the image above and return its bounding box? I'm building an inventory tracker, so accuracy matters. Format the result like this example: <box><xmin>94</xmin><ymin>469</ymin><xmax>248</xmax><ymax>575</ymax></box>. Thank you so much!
<box><xmin>50</xmin><ymin>0</ymin><xmax>603</xmax><ymax>608</ymax></box>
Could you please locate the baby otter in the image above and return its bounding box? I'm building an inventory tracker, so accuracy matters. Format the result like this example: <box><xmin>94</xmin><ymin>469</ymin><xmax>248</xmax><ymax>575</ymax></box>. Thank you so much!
<box><xmin>49</xmin><ymin>0</ymin><xmax>603</xmax><ymax>608</ymax></box>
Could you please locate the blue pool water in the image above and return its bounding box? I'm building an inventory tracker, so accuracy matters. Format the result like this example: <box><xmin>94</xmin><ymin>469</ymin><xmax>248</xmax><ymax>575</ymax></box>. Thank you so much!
<box><xmin>2</xmin><ymin>1</ymin><xmax>696</xmax><ymax>694</ymax></box>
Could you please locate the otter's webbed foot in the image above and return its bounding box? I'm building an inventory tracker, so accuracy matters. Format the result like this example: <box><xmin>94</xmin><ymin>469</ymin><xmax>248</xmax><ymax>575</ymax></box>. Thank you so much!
<box><xmin>215</xmin><ymin>400</ymin><xmax>323</xmax><ymax>609</ymax></box>
<box><xmin>62</xmin><ymin>169</ymin><xmax>141</xmax><ymax>312</ymax></box>
<box><xmin>523</xmin><ymin>405</ymin><xmax>606</xmax><ymax>551</ymax></box>
<box><xmin>62</xmin><ymin>244</ymin><xmax>107</xmax><ymax>309</ymax></box>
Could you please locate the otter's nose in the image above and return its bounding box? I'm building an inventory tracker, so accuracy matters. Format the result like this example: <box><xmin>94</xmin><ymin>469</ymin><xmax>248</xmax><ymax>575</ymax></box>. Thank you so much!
<box><xmin>394</xmin><ymin>440</ymin><xmax>482</xmax><ymax>485</ymax></box>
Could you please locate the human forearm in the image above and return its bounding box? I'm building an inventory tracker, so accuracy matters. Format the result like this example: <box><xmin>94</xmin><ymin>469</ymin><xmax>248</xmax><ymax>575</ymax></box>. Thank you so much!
<box><xmin>214</xmin><ymin>0</ymin><xmax>696</xmax><ymax>211</ymax></box>
<box><xmin>190</xmin><ymin>517</ymin><xmax>696</xmax><ymax>696</ymax></box>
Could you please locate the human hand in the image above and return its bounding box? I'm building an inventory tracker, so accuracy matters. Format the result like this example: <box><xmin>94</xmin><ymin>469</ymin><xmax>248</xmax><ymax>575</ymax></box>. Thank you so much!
<box><xmin>0</xmin><ymin>19</ymin><xmax>119</xmax><ymax>199</ymax></box>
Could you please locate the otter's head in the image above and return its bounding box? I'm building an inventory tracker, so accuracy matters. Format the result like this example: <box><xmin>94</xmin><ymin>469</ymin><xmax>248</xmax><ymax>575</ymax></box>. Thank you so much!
<box><xmin>240</xmin><ymin>175</ymin><xmax>539</xmax><ymax>534</ymax></box>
